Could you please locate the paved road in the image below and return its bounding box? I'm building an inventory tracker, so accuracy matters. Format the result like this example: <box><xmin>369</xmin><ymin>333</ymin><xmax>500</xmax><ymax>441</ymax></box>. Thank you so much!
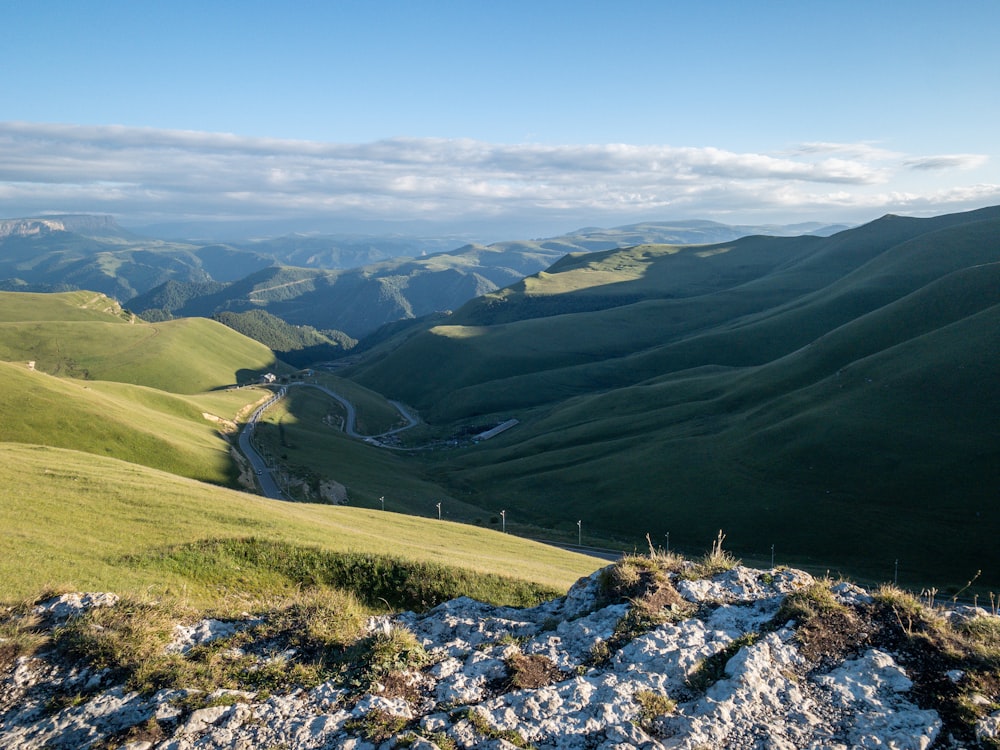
<box><xmin>238</xmin><ymin>383</ymin><xmax>419</xmax><ymax>499</ymax></box>
<box><xmin>238</xmin><ymin>388</ymin><xmax>288</xmax><ymax>500</ymax></box>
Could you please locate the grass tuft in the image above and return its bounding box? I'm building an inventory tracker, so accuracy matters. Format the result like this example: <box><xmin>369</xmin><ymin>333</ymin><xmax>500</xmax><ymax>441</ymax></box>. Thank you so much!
<box><xmin>686</xmin><ymin>530</ymin><xmax>741</xmax><ymax>579</ymax></box>
<box><xmin>634</xmin><ymin>688</ymin><xmax>676</xmax><ymax>734</ymax></box>
<box><xmin>686</xmin><ymin>633</ymin><xmax>760</xmax><ymax>693</ymax></box>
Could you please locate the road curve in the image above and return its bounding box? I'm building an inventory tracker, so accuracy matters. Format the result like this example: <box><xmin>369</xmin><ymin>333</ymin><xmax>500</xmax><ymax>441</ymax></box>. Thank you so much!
<box><xmin>238</xmin><ymin>388</ymin><xmax>287</xmax><ymax>500</ymax></box>
<box><xmin>237</xmin><ymin>383</ymin><xmax>420</xmax><ymax>500</ymax></box>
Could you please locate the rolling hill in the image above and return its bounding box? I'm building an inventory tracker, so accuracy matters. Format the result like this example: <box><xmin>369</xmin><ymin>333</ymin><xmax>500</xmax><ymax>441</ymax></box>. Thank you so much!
<box><xmin>340</xmin><ymin>205</ymin><xmax>1000</xmax><ymax>587</ymax></box>
<box><xmin>0</xmin><ymin>290</ymin><xmax>600</xmax><ymax>606</ymax></box>
<box><xmin>0</xmin><ymin>290</ymin><xmax>285</xmax><ymax>393</ymax></box>
<box><xmin>0</xmin><ymin>290</ymin><xmax>291</xmax><ymax>484</ymax></box>
<box><xmin>125</xmin><ymin>220</ymin><xmax>846</xmax><ymax>340</ymax></box>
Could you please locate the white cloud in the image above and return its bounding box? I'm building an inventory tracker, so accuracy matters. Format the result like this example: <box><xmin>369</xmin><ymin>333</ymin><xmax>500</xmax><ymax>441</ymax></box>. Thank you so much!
<box><xmin>903</xmin><ymin>154</ymin><xmax>990</xmax><ymax>171</ymax></box>
<box><xmin>0</xmin><ymin>122</ymin><xmax>995</xmax><ymax>228</ymax></box>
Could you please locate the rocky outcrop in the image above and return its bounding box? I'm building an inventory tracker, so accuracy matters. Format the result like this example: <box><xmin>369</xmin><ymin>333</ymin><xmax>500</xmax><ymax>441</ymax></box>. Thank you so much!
<box><xmin>1</xmin><ymin>564</ymin><xmax>996</xmax><ymax>749</ymax></box>
<box><xmin>0</xmin><ymin>215</ymin><xmax>121</xmax><ymax>239</ymax></box>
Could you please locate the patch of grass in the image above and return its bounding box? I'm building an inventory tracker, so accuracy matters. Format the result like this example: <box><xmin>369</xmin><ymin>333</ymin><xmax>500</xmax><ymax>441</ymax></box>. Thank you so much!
<box><xmin>0</xmin><ymin>594</ymin><xmax>58</xmax><ymax>670</ymax></box>
<box><xmin>52</xmin><ymin>588</ymin><xmax>369</xmax><ymax>697</ymax></box>
<box><xmin>598</xmin><ymin>547</ymin><xmax>686</xmax><ymax>608</ymax></box>
<box><xmin>342</xmin><ymin>626</ymin><xmax>428</xmax><ymax>694</ymax></box>
<box><xmin>461</xmin><ymin>707</ymin><xmax>535</xmax><ymax>749</ymax></box>
<box><xmin>131</xmin><ymin>538</ymin><xmax>564</xmax><ymax>611</ymax></box>
<box><xmin>344</xmin><ymin>708</ymin><xmax>410</xmax><ymax>743</ymax></box>
<box><xmin>686</xmin><ymin>633</ymin><xmax>760</xmax><ymax>693</ymax></box>
<box><xmin>587</xmin><ymin>546</ymin><xmax>696</xmax><ymax>666</ymax></box>
<box><xmin>685</xmin><ymin>530</ymin><xmax>740</xmax><ymax>579</ymax></box>
<box><xmin>959</xmin><ymin>616</ymin><xmax>1000</xmax><ymax>653</ymax></box>
<box><xmin>54</xmin><ymin>596</ymin><xmax>182</xmax><ymax>687</ymax></box>
<box><xmin>634</xmin><ymin>688</ymin><xmax>676</xmax><ymax>733</ymax></box>
<box><xmin>774</xmin><ymin>579</ymin><xmax>865</xmax><ymax>663</ymax></box>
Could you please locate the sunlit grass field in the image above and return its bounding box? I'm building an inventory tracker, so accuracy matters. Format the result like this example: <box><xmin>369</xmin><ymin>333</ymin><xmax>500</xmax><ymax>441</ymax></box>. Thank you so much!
<box><xmin>0</xmin><ymin>443</ymin><xmax>601</xmax><ymax>606</ymax></box>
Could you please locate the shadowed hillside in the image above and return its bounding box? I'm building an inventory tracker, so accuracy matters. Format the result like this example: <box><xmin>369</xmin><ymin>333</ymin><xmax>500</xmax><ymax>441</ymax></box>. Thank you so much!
<box><xmin>342</xmin><ymin>206</ymin><xmax>1000</xmax><ymax>587</ymax></box>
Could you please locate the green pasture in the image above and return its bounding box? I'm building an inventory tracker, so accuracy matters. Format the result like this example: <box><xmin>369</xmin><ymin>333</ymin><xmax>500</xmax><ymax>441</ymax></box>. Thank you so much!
<box><xmin>0</xmin><ymin>443</ymin><xmax>601</xmax><ymax>606</ymax></box>
<box><xmin>0</xmin><ymin>361</ymin><xmax>249</xmax><ymax>485</ymax></box>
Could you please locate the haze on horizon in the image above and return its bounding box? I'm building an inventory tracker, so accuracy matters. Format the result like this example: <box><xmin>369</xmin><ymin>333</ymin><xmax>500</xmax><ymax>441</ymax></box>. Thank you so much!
<box><xmin>2</xmin><ymin>1</ymin><xmax>998</xmax><ymax>241</ymax></box>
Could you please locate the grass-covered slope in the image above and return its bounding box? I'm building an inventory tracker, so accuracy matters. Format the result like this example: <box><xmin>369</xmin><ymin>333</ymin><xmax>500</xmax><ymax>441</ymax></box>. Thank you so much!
<box><xmin>0</xmin><ymin>444</ymin><xmax>600</xmax><ymax>605</ymax></box>
<box><xmin>348</xmin><ymin>207</ymin><xmax>1000</xmax><ymax>420</ymax></box>
<box><xmin>0</xmin><ymin>290</ymin><xmax>293</xmax><ymax>485</ymax></box>
<box><xmin>0</xmin><ymin>289</ymin><xmax>599</xmax><ymax>609</ymax></box>
<box><xmin>0</xmin><ymin>291</ymin><xmax>285</xmax><ymax>393</ymax></box>
<box><xmin>341</xmin><ymin>206</ymin><xmax>1000</xmax><ymax>588</ymax></box>
<box><xmin>0</xmin><ymin>361</ymin><xmax>246</xmax><ymax>485</ymax></box>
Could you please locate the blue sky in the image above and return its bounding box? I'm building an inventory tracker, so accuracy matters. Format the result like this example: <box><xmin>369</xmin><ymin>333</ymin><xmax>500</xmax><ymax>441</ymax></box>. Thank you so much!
<box><xmin>2</xmin><ymin>1</ymin><xmax>998</xmax><ymax>238</ymax></box>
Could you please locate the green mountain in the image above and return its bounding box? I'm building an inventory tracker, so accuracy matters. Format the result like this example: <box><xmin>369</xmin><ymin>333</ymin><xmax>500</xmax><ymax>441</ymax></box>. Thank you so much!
<box><xmin>212</xmin><ymin>309</ymin><xmax>356</xmax><ymax>367</ymax></box>
<box><xmin>2</xmin><ymin>214</ymin><xmax>848</xmax><ymax>346</ymax></box>
<box><xmin>341</xmin><ymin>206</ymin><xmax>1000</xmax><ymax>586</ymax></box>
<box><xmin>0</xmin><ymin>290</ymin><xmax>284</xmax><ymax>394</ymax></box>
<box><xmin>0</xmin><ymin>215</ymin><xmax>217</xmax><ymax>300</ymax></box>
<box><xmin>0</xmin><ymin>289</ymin><xmax>597</xmax><ymax>605</ymax></box>
<box><xmin>127</xmin><ymin>221</ymin><xmax>847</xmax><ymax>341</ymax></box>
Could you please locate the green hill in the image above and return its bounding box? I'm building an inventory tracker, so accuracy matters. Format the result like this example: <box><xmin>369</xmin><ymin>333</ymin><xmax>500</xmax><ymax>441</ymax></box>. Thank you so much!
<box><xmin>126</xmin><ymin>219</ymin><xmax>843</xmax><ymax>342</ymax></box>
<box><xmin>340</xmin><ymin>206</ymin><xmax>1000</xmax><ymax>589</ymax></box>
<box><xmin>0</xmin><ymin>361</ymin><xmax>250</xmax><ymax>485</ymax></box>
<box><xmin>0</xmin><ymin>290</ymin><xmax>600</xmax><ymax>609</ymax></box>
<box><xmin>0</xmin><ymin>443</ymin><xmax>599</xmax><ymax>604</ymax></box>
<box><xmin>0</xmin><ymin>291</ymin><xmax>285</xmax><ymax>393</ymax></box>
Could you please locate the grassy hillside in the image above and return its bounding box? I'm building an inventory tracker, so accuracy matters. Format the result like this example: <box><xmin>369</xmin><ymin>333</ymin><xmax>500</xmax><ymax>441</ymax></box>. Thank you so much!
<box><xmin>0</xmin><ymin>443</ymin><xmax>600</xmax><ymax>605</ymax></box>
<box><xmin>0</xmin><ymin>291</ymin><xmax>287</xmax><ymax>393</ymax></box>
<box><xmin>0</xmin><ymin>290</ymin><xmax>600</xmax><ymax>611</ymax></box>
<box><xmin>338</xmin><ymin>206</ymin><xmax>1000</xmax><ymax>590</ymax></box>
<box><xmin>128</xmin><ymin>219</ymin><xmax>834</xmax><ymax>342</ymax></box>
<box><xmin>348</xmin><ymin>208</ymin><xmax>1000</xmax><ymax>420</ymax></box>
<box><xmin>212</xmin><ymin>309</ymin><xmax>356</xmax><ymax>366</ymax></box>
<box><xmin>0</xmin><ymin>290</ymin><xmax>292</xmax><ymax>486</ymax></box>
<box><xmin>0</xmin><ymin>361</ymin><xmax>254</xmax><ymax>485</ymax></box>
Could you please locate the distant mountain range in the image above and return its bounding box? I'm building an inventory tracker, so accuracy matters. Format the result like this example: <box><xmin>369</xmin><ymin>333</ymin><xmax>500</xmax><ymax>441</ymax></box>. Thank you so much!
<box><xmin>0</xmin><ymin>213</ymin><xmax>849</xmax><ymax>341</ymax></box>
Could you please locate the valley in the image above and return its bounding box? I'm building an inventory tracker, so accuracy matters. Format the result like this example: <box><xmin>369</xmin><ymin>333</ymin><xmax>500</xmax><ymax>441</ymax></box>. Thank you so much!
<box><xmin>1</xmin><ymin>205</ymin><xmax>998</xmax><ymax>599</ymax></box>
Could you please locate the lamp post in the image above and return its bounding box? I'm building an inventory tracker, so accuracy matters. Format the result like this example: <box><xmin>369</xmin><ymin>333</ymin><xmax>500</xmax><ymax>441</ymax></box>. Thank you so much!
<box><xmin>436</xmin><ymin>502</ymin><xmax>442</xmax><ymax>520</ymax></box>
<box><xmin>665</xmin><ymin>532</ymin><xmax>669</xmax><ymax>553</ymax></box>
<box><xmin>577</xmin><ymin>520</ymin><xmax>582</xmax><ymax>547</ymax></box>
<box><xmin>380</xmin><ymin>496</ymin><xmax>385</xmax><ymax>511</ymax></box>
<box><xmin>501</xmin><ymin>509</ymin><xmax>506</xmax><ymax>533</ymax></box>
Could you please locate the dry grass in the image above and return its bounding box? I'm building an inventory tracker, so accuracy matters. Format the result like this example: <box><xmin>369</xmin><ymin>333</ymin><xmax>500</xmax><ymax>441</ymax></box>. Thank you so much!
<box><xmin>503</xmin><ymin>653</ymin><xmax>564</xmax><ymax>691</ymax></box>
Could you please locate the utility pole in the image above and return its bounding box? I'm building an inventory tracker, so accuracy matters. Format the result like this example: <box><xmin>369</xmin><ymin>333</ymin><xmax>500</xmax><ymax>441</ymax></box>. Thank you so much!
<box><xmin>577</xmin><ymin>520</ymin><xmax>582</xmax><ymax>547</ymax></box>
<box><xmin>500</xmin><ymin>509</ymin><xmax>506</xmax><ymax>533</ymax></box>
<box><xmin>436</xmin><ymin>502</ymin><xmax>442</xmax><ymax>520</ymax></box>
<box><xmin>380</xmin><ymin>496</ymin><xmax>385</xmax><ymax>511</ymax></box>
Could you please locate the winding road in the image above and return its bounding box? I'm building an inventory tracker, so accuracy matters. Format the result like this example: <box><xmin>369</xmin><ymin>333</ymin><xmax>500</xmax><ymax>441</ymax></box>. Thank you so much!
<box><xmin>238</xmin><ymin>383</ymin><xmax>419</xmax><ymax>500</ymax></box>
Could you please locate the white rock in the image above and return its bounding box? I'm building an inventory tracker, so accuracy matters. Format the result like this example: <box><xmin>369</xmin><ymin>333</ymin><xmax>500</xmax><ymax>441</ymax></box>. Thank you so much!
<box><xmin>32</xmin><ymin>592</ymin><xmax>120</xmax><ymax>622</ymax></box>
<box><xmin>978</xmin><ymin>709</ymin><xmax>1000</xmax><ymax>741</ymax></box>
